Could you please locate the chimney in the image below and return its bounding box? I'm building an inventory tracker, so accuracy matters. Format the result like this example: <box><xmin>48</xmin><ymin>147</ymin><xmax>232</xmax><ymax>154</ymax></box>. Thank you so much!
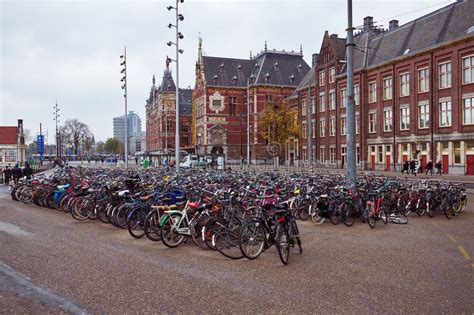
<box><xmin>312</xmin><ymin>53</ymin><xmax>319</xmax><ymax>67</ymax></box>
<box><xmin>389</xmin><ymin>19</ymin><xmax>399</xmax><ymax>30</ymax></box>
<box><xmin>18</xmin><ymin>119</ymin><xmax>25</xmax><ymax>145</ymax></box>
<box><xmin>363</xmin><ymin>16</ymin><xmax>374</xmax><ymax>31</ymax></box>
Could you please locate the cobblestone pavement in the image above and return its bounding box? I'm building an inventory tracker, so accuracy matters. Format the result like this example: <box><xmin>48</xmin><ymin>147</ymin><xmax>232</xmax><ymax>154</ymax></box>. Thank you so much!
<box><xmin>0</xmin><ymin>185</ymin><xmax>473</xmax><ymax>314</ymax></box>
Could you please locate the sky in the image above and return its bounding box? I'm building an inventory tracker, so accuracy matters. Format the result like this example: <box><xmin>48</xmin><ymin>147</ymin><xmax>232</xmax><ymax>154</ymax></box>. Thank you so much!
<box><xmin>0</xmin><ymin>0</ymin><xmax>456</xmax><ymax>143</ymax></box>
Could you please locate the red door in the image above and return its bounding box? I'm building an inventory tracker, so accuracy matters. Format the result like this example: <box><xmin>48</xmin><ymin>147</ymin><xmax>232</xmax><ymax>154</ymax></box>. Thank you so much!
<box><xmin>442</xmin><ymin>155</ymin><xmax>449</xmax><ymax>174</ymax></box>
<box><xmin>371</xmin><ymin>155</ymin><xmax>375</xmax><ymax>171</ymax></box>
<box><xmin>403</xmin><ymin>155</ymin><xmax>408</xmax><ymax>162</ymax></box>
<box><xmin>421</xmin><ymin>155</ymin><xmax>427</xmax><ymax>169</ymax></box>
<box><xmin>467</xmin><ymin>155</ymin><xmax>474</xmax><ymax>175</ymax></box>
<box><xmin>386</xmin><ymin>155</ymin><xmax>391</xmax><ymax>171</ymax></box>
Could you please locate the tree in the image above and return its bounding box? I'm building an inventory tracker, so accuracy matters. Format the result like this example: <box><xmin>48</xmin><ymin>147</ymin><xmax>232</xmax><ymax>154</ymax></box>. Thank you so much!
<box><xmin>96</xmin><ymin>141</ymin><xmax>105</xmax><ymax>155</ymax></box>
<box><xmin>105</xmin><ymin>138</ymin><xmax>120</xmax><ymax>154</ymax></box>
<box><xmin>60</xmin><ymin>119</ymin><xmax>94</xmax><ymax>156</ymax></box>
<box><xmin>259</xmin><ymin>99</ymin><xmax>301</xmax><ymax>146</ymax></box>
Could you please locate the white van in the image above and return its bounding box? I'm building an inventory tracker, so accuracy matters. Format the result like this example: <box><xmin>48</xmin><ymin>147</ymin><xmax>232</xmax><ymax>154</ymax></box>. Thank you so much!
<box><xmin>179</xmin><ymin>155</ymin><xmax>199</xmax><ymax>168</ymax></box>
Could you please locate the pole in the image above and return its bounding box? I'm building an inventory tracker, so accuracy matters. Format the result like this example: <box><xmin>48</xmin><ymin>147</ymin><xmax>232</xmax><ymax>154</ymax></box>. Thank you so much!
<box><xmin>124</xmin><ymin>46</ymin><xmax>129</xmax><ymax>169</ymax></box>
<box><xmin>246</xmin><ymin>78</ymin><xmax>250</xmax><ymax>166</ymax></box>
<box><xmin>175</xmin><ymin>0</ymin><xmax>180</xmax><ymax>172</ymax></box>
<box><xmin>307</xmin><ymin>78</ymin><xmax>312</xmax><ymax>171</ymax></box>
<box><xmin>346</xmin><ymin>0</ymin><xmax>356</xmax><ymax>187</ymax></box>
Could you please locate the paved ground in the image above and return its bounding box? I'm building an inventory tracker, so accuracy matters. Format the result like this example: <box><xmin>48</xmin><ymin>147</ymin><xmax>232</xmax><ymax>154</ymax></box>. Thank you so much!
<box><xmin>0</xmin><ymin>184</ymin><xmax>473</xmax><ymax>314</ymax></box>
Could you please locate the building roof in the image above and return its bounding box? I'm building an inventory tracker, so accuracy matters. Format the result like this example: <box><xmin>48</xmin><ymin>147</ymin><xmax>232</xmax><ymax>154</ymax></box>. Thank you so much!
<box><xmin>158</xmin><ymin>69</ymin><xmax>177</xmax><ymax>92</ymax></box>
<box><xmin>201</xmin><ymin>49</ymin><xmax>310</xmax><ymax>88</ymax></box>
<box><xmin>179</xmin><ymin>88</ymin><xmax>193</xmax><ymax>116</ymax></box>
<box><xmin>0</xmin><ymin>126</ymin><xmax>18</xmax><ymax>145</ymax></box>
<box><xmin>339</xmin><ymin>0</ymin><xmax>474</xmax><ymax>73</ymax></box>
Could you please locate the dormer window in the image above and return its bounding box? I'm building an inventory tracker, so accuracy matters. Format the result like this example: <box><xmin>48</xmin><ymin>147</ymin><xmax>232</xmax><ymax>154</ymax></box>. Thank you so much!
<box><xmin>297</xmin><ymin>64</ymin><xmax>302</xmax><ymax>72</ymax></box>
<box><xmin>289</xmin><ymin>74</ymin><xmax>295</xmax><ymax>83</ymax></box>
<box><xmin>232</xmin><ymin>76</ymin><xmax>238</xmax><ymax>85</ymax></box>
<box><xmin>274</xmin><ymin>62</ymin><xmax>279</xmax><ymax>70</ymax></box>
<box><xmin>213</xmin><ymin>74</ymin><xmax>219</xmax><ymax>84</ymax></box>
<box><xmin>237</xmin><ymin>64</ymin><xmax>242</xmax><ymax>70</ymax></box>
<box><xmin>219</xmin><ymin>63</ymin><xmax>224</xmax><ymax>69</ymax></box>
<box><xmin>265</xmin><ymin>73</ymin><xmax>270</xmax><ymax>83</ymax></box>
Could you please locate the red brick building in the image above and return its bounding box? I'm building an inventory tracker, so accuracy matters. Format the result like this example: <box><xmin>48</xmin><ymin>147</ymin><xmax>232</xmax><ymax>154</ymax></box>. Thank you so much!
<box><xmin>305</xmin><ymin>0</ymin><xmax>474</xmax><ymax>174</ymax></box>
<box><xmin>193</xmin><ymin>39</ymin><xmax>310</xmax><ymax>163</ymax></box>
<box><xmin>145</xmin><ymin>60</ymin><xmax>193</xmax><ymax>165</ymax></box>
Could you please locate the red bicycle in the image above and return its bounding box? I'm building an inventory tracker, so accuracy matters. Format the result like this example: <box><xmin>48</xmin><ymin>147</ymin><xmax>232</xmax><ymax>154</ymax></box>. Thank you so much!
<box><xmin>366</xmin><ymin>188</ymin><xmax>388</xmax><ymax>228</ymax></box>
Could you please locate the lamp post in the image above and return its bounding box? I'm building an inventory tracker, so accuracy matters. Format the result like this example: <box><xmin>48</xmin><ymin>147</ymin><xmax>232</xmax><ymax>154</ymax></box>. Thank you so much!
<box><xmin>246</xmin><ymin>78</ymin><xmax>250</xmax><ymax>166</ymax></box>
<box><xmin>167</xmin><ymin>0</ymin><xmax>184</xmax><ymax>172</ymax></box>
<box><xmin>53</xmin><ymin>101</ymin><xmax>60</xmax><ymax>158</ymax></box>
<box><xmin>346</xmin><ymin>0</ymin><xmax>356</xmax><ymax>187</ymax></box>
<box><xmin>120</xmin><ymin>47</ymin><xmax>128</xmax><ymax>169</ymax></box>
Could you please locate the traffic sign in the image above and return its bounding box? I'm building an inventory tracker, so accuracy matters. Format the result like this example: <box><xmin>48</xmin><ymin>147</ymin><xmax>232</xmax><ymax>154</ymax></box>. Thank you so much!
<box><xmin>37</xmin><ymin>135</ymin><xmax>44</xmax><ymax>154</ymax></box>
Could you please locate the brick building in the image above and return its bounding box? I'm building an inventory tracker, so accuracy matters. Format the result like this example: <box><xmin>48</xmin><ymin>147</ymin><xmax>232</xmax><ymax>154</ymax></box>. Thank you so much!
<box><xmin>305</xmin><ymin>0</ymin><xmax>474</xmax><ymax>174</ymax></box>
<box><xmin>145</xmin><ymin>59</ymin><xmax>193</xmax><ymax>165</ymax></box>
<box><xmin>193</xmin><ymin>39</ymin><xmax>310</xmax><ymax>163</ymax></box>
<box><xmin>0</xmin><ymin>119</ymin><xmax>26</xmax><ymax>168</ymax></box>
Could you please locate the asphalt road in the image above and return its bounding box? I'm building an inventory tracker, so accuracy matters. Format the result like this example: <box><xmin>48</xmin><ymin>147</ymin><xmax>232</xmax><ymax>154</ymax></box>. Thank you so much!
<box><xmin>0</xmin><ymin>185</ymin><xmax>473</xmax><ymax>314</ymax></box>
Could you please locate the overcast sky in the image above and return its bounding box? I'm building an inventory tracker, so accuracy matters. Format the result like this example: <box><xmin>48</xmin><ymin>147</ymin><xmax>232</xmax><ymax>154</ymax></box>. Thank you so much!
<box><xmin>1</xmin><ymin>0</ymin><xmax>455</xmax><ymax>143</ymax></box>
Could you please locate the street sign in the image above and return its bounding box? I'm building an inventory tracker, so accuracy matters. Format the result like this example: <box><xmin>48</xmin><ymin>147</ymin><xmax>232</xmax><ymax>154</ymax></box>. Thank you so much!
<box><xmin>37</xmin><ymin>135</ymin><xmax>44</xmax><ymax>155</ymax></box>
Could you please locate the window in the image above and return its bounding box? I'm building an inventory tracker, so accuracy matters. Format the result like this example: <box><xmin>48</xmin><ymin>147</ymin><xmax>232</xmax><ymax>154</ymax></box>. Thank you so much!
<box><xmin>454</xmin><ymin>141</ymin><xmax>461</xmax><ymax>164</ymax></box>
<box><xmin>383</xmin><ymin>109</ymin><xmax>392</xmax><ymax>132</ymax></box>
<box><xmin>4</xmin><ymin>149</ymin><xmax>17</xmax><ymax>162</ymax></box>
<box><xmin>320</xmin><ymin>147</ymin><xmax>326</xmax><ymax>164</ymax></box>
<box><xmin>419</xmin><ymin>102</ymin><xmax>430</xmax><ymax>129</ymax></box>
<box><xmin>400</xmin><ymin>73</ymin><xmax>410</xmax><ymax>97</ymax></box>
<box><xmin>418</xmin><ymin>68</ymin><xmax>429</xmax><ymax>93</ymax></box>
<box><xmin>383</xmin><ymin>77</ymin><xmax>392</xmax><ymax>100</ymax></box>
<box><xmin>439</xmin><ymin>62</ymin><xmax>451</xmax><ymax>89</ymax></box>
<box><xmin>329</xmin><ymin>91</ymin><xmax>336</xmax><ymax>110</ymax></box>
<box><xmin>340</xmin><ymin>116</ymin><xmax>347</xmax><ymax>135</ymax></box>
<box><xmin>369</xmin><ymin>81</ymin><xmax>377</xmax><ymax>103</ymax></box>
<box><xmin>354</xmin><ymin>84</ymin><xmax>360</xmax><ymax>105</ymax></box>
<box><xmin>302</xmin><ymin>122</ymin><xmax>307</xmax><ymax>138</ymax></box>
<box><xmin>319</xmin><ymin>93</ymin><xmax>326</xmax><ymax>112</ymax></box>
<box><xmin>319</xmin><ymin>118</ymin><xmax>326</xmax><ymax>137</ymax></box>
<box><xmin>330</xmin><ymin>147</ymin><xmax>336</xmax><ymax>164</ymax></box>
<box><xmin>229</xmin><ymin>96</ymin><xmax>237</xmax><ymax>116</ymax></box>
<box><xmin>319</xmin><ymin>70</ymin><xmax>325</xmax><ymax>86</ymax></box>
<box><xmin>400</xmin><ymin>107</ymin><xmax>410</xmax><ymax>130</ymax></box>
<box><xmin>302</xmin><ymin>99</ymin><xmax>307</xmax><ymax>116</ymax></box>
<box><xmin>265</xmin><ymin>95</ymin><xmax>273</xmax><ymax>104</ymax></box>
<box><xmin>181</xmin><ymin>136</ymin><xmax>189</xmax><ymax>147</ymax></box>
<box><xmin>312</xmin><ymin>119</ymin><xmax>316</xmax><ymax>139</ymax></box>
<box><xmin>463</xmin><ymin>97</ymin><xmax>474</xmax><ymax>125</ymax></box>
<box><xmin>378</xmin><ymin>146</ymin><xmax>384</xmax><ymax>163</ymax></box>
<box><xmin>166</xmin><ymin>120</ymin><xmax>172</xmax><ymax>133</ymax></box>
<box><xmin>341</xmin><ymin>147</ymin><xmax>347</xmax><ymax>166</ymax></box>
<box><xmin>369</xmin><ymin>112</ymin><xmax>376</xmax><ymax>133</ymax></box>
<box><xmin>311</xmin><ymin>97</ymin><xmax>316</xmax><ymax>114</ymax></box>
<box><xmin>356</xmin><ymin>113</ymin><xmax>360</xmax><ymax>134</ymax></box>
<box><xmin>180</xmin><ymin>123</ymin><xmax>190</xmax><ymax>133</ymax></box>
<box><xmin>356</xmin><ymin>146</ymin><xmax>360</xmax><ymax>165</ymax></box>
<box><xmin>329</xmin><ymin>67</ymin><xmax>335</xmax><ymax>83</ymax></box>
<box><xmin>463</xmin><ymin>56</ymin><xmax>474</xmax><ymax>84</ymax></box>
<box><xmin>439</xmin><ymin>100</ymin><xmax>452</xmax><ymax>127</ymax></box>
<box><xmin>329</xmin><ymin>116</ymin><xmax>336</xmax><ymax>136</ymax></box>
<box><xmin>341</xmin><ymin>88</ymin><xmax>347</xmax><ymax>108</ymax></box>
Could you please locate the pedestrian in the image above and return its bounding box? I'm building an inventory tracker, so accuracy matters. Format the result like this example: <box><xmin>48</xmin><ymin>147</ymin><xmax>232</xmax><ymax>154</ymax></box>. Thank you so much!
<box><xmin>402</xmin><ymin>161</ymin><xmax>409</xmax><ymax>174</ymax></box>
<box><xmin>418</xmin><ymin>159</ymin><xmax>423</xmax><ymax>174</ymax></box>
<box><xmin>426</xmin><ymin>161</ymin><xmax>433</xmax><ymax>175</ymax></box>
<box><xmin>135</xmin><ymin>156</ymin><xmax>138</xmax><ymax>165</ymax></box>
<box><xmin>410</xmin><ymin>160</ymin><xmax>416</xmax><ymax>175</ymax></box>
<box><xmin>436</xmin><ymin>160</ymin><xmax>443</xmax><ymax>175</ymax></box>
<box><xmin>3</xmin><ymin>166</ymin><xmax>11</xmax><ymax>185</ymax></box>
<box><xmin>23</xmin><ymin>162</ymin><xmax>33</xmax><ymax>180</ymax></box>
<box><xmin>12</xmin><ymin>163</ymin><xmax>22</xmax><ymax>184</ymax></box>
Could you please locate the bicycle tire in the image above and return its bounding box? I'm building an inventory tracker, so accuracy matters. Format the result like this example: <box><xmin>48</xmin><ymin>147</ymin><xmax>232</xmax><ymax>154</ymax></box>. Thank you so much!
<box><xmin>275</xmin><ymin>223</ymin><xmax>290</xmax><ymax>265</ymax></box>
<box><xmin>341</xmin><ymin>203</ymin><xmax>354</xmax><ymax>227</ymax></box>
<box><xmin>127</xmin><ymin>207</ymin><xmax>146</xmax><ymax>239</ymax></box>
<box><xmin>190</xmin><ymin>219</ymin><xmax>209</xmax><ymax>250</ymax></box>
<box><xmin>214</xmin><ymin>229</ymin><xmax>244</xmax><ymax>260</ymax></box>
<box><xmin>368</xmin><ymin>212</ymin><xmax>376</xmax><ymax>229</ymax></box>
<box><xmin>144</xmin><ymin>210</ymin><xmax>162</xmax><ymax>242</ymax></box>
<box><xmin>160</xmin><ymin>213</ymin><xmax>186</xmax><ymax>248</ymax></box>
<box><xmin>239</xmin><ymin>220</ymin><xmax>265</xmax><ymax>260</ymax></box>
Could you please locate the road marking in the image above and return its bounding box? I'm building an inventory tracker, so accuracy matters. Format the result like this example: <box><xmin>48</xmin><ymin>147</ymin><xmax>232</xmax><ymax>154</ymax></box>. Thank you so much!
<box><xmin>0</xmin><ymin>222</ymin><xmax>31</xmax><ymax>237</ymax></box>
<box><xmin>458</xmin><ymin>245</ymin><xmax>471</xmax><ymax>261</ymax></box>
<box><xmin>0</xmin><ymin>261</ymin><xmax>88</xmax><ymax>314</ymax></box>
<box><xmin>446</xmin><ymin>233</ymin><xmax>456</xmax><ymax>243</ymax></box>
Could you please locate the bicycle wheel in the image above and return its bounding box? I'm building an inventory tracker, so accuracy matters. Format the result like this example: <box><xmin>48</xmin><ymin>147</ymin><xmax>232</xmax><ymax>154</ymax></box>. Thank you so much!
<box><xmin>71</xmin><ymin>198</ymin><xmax>90</xmax><ymax>221</ymax></box>
<box><xmin>329</xmin><ymin>207</ymin><xmax>340</xmax><ymax>225</ymax></box>
<box><xmin>127</xmin><ymin>207</ymin><xmax>146</xmax><ymax>239</ymax></box>
<box><xmin>239</xmin><ymin>220</ymin><xmax>265</xmax><ymax>260</ymax></box>
<box><xmin>427</xmin><ymin>201</ymin><xmax>435</xmax><ymax>217</ymax></box>
<box><xmin>144</xmin><ymin>210</ymin><xmax>162</xmax><ymax>242</ymax></box>
<box><xmin>340</xmin><ymin>203</ymin><xmax>354</xmax><ymax>227</ymax></box>
<box><xmin>381</xmin><ymin>208</ymin><xmax>388</xmax><ymax>225</ymax></box>
<box><xmin>190</xmin><ymin>218</ymin><xmax>209</xmax><ymax>250</ymax></box>
<box><xmin>310</xmin><ymin>203</ymin><xmax>325</xmax><ymax>225</ymax></box>
<box><xmin>297</xmin><ymin>201</ymin><xmax>310</xmax><ymax>221</ymax></box>
<box><xmin>214</xmin><ymin>229</ymin><xmax>244</xmax><ymax>260</ymax></box>
<box><xmin>203</xmin><ymin>218</ymin><xmax>221</xmax><ymax>250</ymax></box>
<box><xmin>160</xmin><ymin>213</ymin><xmax>186</xmax><ymax>248</ymax></box>
<box><xmin>275</xmin><ymin>223</ymin><xmax>290</xmax><ymax>265</ymax></box>
<box><xmin>368</xmin><ymin>211</ymin><xmax>376</xmax><ymax>229</ymax></box>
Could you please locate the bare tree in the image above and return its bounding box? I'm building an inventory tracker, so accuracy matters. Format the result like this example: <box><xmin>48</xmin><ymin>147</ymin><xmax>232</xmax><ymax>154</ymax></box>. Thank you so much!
<box><xmin>60</xmin><ymin>119</ymin><xmax>94</xmax><ymax>156</ymax></box>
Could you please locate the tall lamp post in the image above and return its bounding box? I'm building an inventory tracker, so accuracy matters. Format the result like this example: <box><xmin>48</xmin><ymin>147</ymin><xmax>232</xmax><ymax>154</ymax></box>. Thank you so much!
<box><xmin>346</xmin><ymin>0</ymin><xmax>356</xmax><ymax>187</ymax></box>
<box><xmin>53</xmin><ymin>101</ymin><xmax>60</xmax><ymax>157</ymax></box>
<box><xmin>120</xmin><ymin>47</ymin><xmax>128</xmax><ymax>169</ymax></box>
<box><xmin>167</xmin><ymin>0</ymin><xmax>184</xmax><ymax>172</ymax></box>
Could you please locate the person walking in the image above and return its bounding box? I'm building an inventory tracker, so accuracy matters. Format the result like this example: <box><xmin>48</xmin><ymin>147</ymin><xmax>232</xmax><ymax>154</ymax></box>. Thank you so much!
<box><xmin>410</xmin><ymin>160</ymin><xmax>416</xmax><ymax>175</ymax></box>
<box><xmin>436</xmin><ymin>160</ymin><xmax>443</xmax><ymax>175</ymax></box>
<box><xmin>418</xmin><ymin>159</ymin><xmax>423</xmax><ymax>174</ymax></box>
<box><xmin>426</xmin><ymin>161</ymin><xmax>433</xmax><ymax>175</ymax></box>
<box><xmin>3</xmin><ymin>166</ymin><xmax>11</xmax><ymax>185</ymax></box>
<box><xmin>402</xmin><ymin>161</ymin><xmax>409</xmax><ymax>174</ymax></box>
<box><xmin>12</xmin><ymin>163</ymin><xmax>22</xmax><ymax>184</ymax></box>
<box><xmin>23</xmin><ymin>162</ymin><xmax>33</xmax><ymax>180</ymax></box>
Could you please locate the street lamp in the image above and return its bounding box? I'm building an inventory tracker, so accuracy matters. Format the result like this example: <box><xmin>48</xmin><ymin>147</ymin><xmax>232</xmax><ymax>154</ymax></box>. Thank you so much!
<box><xmin>167</xmin><ymin>0</ymin><xmax>184</xmax><ymax>172</ymax></box>
<box><xmin>120</xmin><ymin>47</ymin><xmax>128</xmax><ymax>169</ymax></box>
<box><xmin>53</xmin><ymin>101</ymin><xmax>60</xmax><ymax>157</ymax></box>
